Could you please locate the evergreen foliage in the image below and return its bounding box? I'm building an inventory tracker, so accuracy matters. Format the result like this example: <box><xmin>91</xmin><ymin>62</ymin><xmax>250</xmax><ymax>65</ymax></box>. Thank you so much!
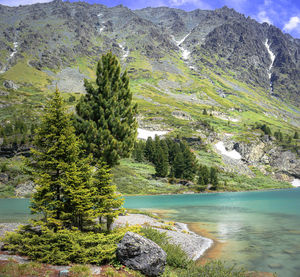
<box><xmin>138</xmin><ymin>136</ymin><xmax>197</xmax><ymax>180</ymax></box>
<box><xmin>74</xmin><ymin>52</ymin><xmax>138</xmax><ymax>167</ymax></box>
<box><xmin>294</xmin><ymin>131</ymin><xmax>299</xmax><ymax>139</ymax></box>
<box><xmin>254</xmin><ymin>122</ymin><xmax>271</xmax><ymax>136</ymax></box>
<box><xmin>210</xmin><ymin>167</ymin><xmax>219</xmax><ymax>190</ymax></box>
<box><xmin>154</xmin><ymin>146</ymin><xmax>169</xmax><ymax>177</ymax></box>
<box><xmin>2</xmin><ymin>224</ymin><xmax>140</xmax><ymax>265</ymax></box>
<box><xmin>29</xmin><ymin>89</ymin><xmax>95</xmax><ymax>231</ymax></box>
<box><xmin>92</xmin><ymin>163</ymin><xmax>124</xmax><ymax>231</ymax></box>
<box><xmin>197</xmin><ymin>165</ymin><xmax>219</xmax><ymax>191</ymax></box>
<box><xmin>29</xmin><ymin>89</ymin><xmax>123</xmax><ymax>231</ymax></box>
<box><xmin>132</xmin><ymin>140</ymin><xmax>145</xmax><ymax>162</ymax></box>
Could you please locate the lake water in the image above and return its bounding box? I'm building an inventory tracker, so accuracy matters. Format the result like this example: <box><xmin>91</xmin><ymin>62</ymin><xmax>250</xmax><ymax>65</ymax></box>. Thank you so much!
<box><xmin>1</xmin><ymin>189</ymin><xmax>300</xmax><ymax>277</ymax></box>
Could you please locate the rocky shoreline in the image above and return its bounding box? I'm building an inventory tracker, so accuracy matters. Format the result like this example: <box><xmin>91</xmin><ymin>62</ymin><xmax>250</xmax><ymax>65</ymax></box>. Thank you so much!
<box><xmin>0</xmin><ymin>213</ymin><xmax>213</xmax><ymax>264</ymax></box>
<box><xmin>113</xmin><ymin>213</ymin><xmax>213</xmax><ymax>261</ymax></box>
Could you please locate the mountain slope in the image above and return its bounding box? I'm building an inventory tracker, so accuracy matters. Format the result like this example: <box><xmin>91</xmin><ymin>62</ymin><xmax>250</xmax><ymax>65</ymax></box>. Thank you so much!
<box><xmin>0</xmin><ymin>0</ymin><xmax>299</xmax><ymax>194</ymax></box>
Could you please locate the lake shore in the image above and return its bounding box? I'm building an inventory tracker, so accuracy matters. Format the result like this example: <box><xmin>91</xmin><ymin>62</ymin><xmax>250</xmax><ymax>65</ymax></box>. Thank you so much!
<box><xmin>114</xmin><ymin>213</ymin><xmax>214</xmax><ymax>261</ymax></box>
<box><xmin>0</xmin><ymin>214</ymin><xmax>214</xmax><ymax>263</ymax></box>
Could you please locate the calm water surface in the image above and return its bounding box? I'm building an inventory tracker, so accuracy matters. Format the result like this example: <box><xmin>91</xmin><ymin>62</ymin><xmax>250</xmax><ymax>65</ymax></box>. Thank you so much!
<box><xmin>1</xmin><ymin>189</ymin><xmax>300</xmax><ymax>277</ymax></box>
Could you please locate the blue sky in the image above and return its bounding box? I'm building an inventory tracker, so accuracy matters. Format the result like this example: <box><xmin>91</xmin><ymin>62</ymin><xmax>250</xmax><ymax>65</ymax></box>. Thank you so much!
<box><xmin>1</xmin><ymin>0</ymin><xmax>300</xmax><ymax>38</ymax></box>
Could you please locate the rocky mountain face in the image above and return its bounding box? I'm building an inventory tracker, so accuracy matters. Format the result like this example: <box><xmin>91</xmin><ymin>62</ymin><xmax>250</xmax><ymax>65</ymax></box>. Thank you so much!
<box><xmin>0</xmin><ymin>0</ymin><xmax>299</xmax><ymax>183</ymax></box>
<box><xmin>0</xmin><ymin>1</ymin><xmax>299</xmax><ymax>104</ymax></box>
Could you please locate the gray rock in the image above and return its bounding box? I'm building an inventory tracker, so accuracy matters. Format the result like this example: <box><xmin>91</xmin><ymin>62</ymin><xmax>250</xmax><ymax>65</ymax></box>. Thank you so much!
<box><xmin>117</xmin><ymin>232</ymin><xmax>166</xmax><ymax>277</ymax></box>
<box><xmin>0</xmin><ymin>173</ymin><xmax>9</xmax><ymax>183</ymax></box>
<box><xmin>3</xmin><ymin>80</ymin><xmax>19</xmax><ymax>90</ymax></box>
<box><xmin>0</xmin><ymin>90</ymin><xmax>9</xmax><ymax>96</ymax></box>
<box><xmin>15</xmin><ymin>181</ymin><xmax>36</xmax><ymax>197</ymax></box>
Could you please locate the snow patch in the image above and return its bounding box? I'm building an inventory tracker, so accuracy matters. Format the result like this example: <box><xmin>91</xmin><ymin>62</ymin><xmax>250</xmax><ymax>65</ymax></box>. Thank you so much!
<box><xmin>137</xmin><ymin>128</ymin><xmax>168</xmax><ymax>140</ymax></box>
<box><xmin>97</xmin><ymin>13</ymin><xmax>105</xmax><ymax>34</ymax></box>
<box><xmin>172</xmin><ymin>32</ymin><xmax>191</xmax><ymax>60</ymax></box>
<box><xmin>0</xmin><ymin>40</ymin><xmax>19</xmax><ymax>74</ymax></box>
<box><xmin>264</xmin><ymin>39</ymin><xmax>275</xmax><ymax>78</ymax></box>
<box><xmin>119</xmin><ymin>43</ymin><xmax>129</xmax><ymax>60</ymax></box>
<box><xmin>264</xmin><ymin>39</ymin><xmax>276</xmax><ymax>93</ymax></box>
<box><xmin>215</xmin><ymin>141</ymin><xmax>241</xmax><ymax>160</ymax></box>
<box><xmin>291</xmin><ymin>179</ymin><xmax>300</xmax><ymax>187</ymax></box>
<box><xmin>182</xmin><ymin>48</ymin><xmax>190</xmax><ymax>60</ymax></box>
<box><xmin>10</xmin><ymin>42</ymin><xmax>18</xmax><ymax>58</ymax></box>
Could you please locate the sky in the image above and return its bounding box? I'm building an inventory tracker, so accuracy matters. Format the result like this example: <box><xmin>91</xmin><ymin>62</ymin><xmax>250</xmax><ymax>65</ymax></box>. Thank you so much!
<box><xmin>0</xmin><ymin>0</ymin><xmax>300</xmax><ymax>38</ymax></box>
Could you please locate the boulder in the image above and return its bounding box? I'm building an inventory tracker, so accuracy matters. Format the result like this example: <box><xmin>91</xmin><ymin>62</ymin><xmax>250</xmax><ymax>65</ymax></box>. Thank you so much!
<box><xmin>3</xmin><ymin>80</ymin><xmax>19</xmax><ymax>90</ymax></box>
<box><xmin>117</xmin><ymin>232</ymin><xmax>166</xmax><ymax>277</ymax></box>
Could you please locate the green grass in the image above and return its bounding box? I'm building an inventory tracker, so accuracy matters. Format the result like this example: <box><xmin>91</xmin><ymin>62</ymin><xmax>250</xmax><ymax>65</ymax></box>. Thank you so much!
<box><xmin>112</xmin><ymin>158</ymin><xmax>188</xmax><ymax>195</ymax></box>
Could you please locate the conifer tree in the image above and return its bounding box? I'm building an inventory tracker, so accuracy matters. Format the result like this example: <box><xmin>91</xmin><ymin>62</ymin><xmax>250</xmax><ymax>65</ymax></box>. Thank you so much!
<box><xmin>210</xmin><ymin>167</ymin><xmax>219</xmax><ymax>190</ymax></box>
<box><xmin>155</xmin><ymin>146</ymin><xmax>169</xmax><ymax>177</ymax></box>
<box><xmin>199</xmin><ymin>165</ymin><xmax>210</xmax><ymax>186</ymax></box>
<box><xmin>132</xmin><ymin>140</ymin><xmax>145</xmax><ymax>162</ymax></box>
<box><xmin>294</xmin><ymin>131</ymin><xmax>299</xmax><ymax>139</ymax></box>
<box><xmin>173</xmin><ymin>152</ymin><xmax>185</xmax><ymax>178</ymax></box>
<box><xmin>197</xmin><ymin>175</ymin><xmax>206</xmax><ymax>191</ymax></box>
<box><xmin>145</xmin><ymin>136</ymin><xmax>155</xmax><ymax>162</ymax></box>
<box><xmin>181</xmin><ymin>142</ymin><xmax>197</xmax><ymax>180</ymax></box>
<box><xmin>74</xmin><ymin>52</ymin><xmax>138</xmax><ymax>167</ymax></box>
<box><xmin>30</xmin><ymin>90</ymin><xmax>95</xmax><ymax>231</ymax></box>
<box><xmin>92</xmin><ymin>163</ymin><xmax>124</xmax><ymax>231</ymax></box>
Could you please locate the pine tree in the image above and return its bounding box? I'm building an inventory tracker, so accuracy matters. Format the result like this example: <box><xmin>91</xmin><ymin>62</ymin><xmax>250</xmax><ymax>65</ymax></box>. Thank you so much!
<box><xmin>199</xmin><ymin>165</ymin><xmax>210</xmax><ymax>185</ymax></box>
<box><xmin>173</xmin><ymin>152</ymin><xmax>185</xmax><ymax>178</ymax></box>
<box><xmin>181</xmin><ymin>142</ymin><xmax>197</xmax><ymax>180</ymax></box>
<box><xmin>210</xmin><ymin>167</ymin><xmax>218</xmax><ymax>190</ymax></box>
<box><xmin>132</xmin><ymin>140</ymin><xmax>145</xmax><ymax>162</ymax></box>
<box><xmin>30</xmin><ymin>89</ymin><xmax>95</xmax><ymax>231</ymax></box>
<box><xmin>92</xmin><ymin>163</ymin><xmax>124</xmax><ymax>231</ymax></box>
<box><xmin>197</xmin><ymin>174</ymin><xmax>206</xmax><ymax>191</ymax></box>
<box><xmin>294</xmin><ymin>131</ymin><xmax>299</xmax><ymax>139</ymax></box>
<box><xmin>145</xmin><ymin>136</ymin><xmax>155</xmax><ymax>162</ymax></box>
<box><xmin>74</xmin><ymin>52</ymin><xmax>138</xmax><ymax>167</ymax></box>
<box><xmin>155</xmin><ymin>146</ymin><xmax>169</xmax><ymax>177</ymax></box>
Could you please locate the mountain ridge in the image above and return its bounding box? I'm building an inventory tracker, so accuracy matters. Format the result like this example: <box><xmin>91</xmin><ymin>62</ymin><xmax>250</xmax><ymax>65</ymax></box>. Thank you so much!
<box><xmin>0</xmin><ymin>0</ymin><xmax>299</xmax><ymax>195</ymax></box>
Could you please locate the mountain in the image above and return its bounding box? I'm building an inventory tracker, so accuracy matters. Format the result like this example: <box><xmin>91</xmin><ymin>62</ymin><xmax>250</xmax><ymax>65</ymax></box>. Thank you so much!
<box><xmin>0</xmin><ymin>0</ymin><xmax>299</xmax><ymax>195</ymax></box>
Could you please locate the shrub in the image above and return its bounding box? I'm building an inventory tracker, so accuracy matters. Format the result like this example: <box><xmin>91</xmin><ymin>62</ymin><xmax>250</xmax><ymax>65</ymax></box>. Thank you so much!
<box><xmin>2</xmin><ymin>224</ymin><xmax>140</xmax><ymax>265</ymax></box>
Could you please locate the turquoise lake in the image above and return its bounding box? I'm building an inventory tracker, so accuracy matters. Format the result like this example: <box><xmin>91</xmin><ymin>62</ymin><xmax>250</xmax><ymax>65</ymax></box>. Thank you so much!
<box><xmin>1</xmin><ymin>188</ymin><xmax>300</xmax><ymax>277</ymax></box>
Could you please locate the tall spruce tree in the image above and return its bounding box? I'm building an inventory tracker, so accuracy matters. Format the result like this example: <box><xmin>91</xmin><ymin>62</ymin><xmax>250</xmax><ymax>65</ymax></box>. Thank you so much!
<box><xmin>74</xmin><ymin>52</ymin><xmax>138</xmax><ymax>167</ymax></box>
<box><xmin>30</xmin><ymin>90</ymin><xmax>95</xmax><ymax>231</ymax></box>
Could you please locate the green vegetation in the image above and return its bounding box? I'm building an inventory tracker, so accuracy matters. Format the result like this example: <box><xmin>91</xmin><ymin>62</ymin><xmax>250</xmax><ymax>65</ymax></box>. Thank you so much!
<box><xmin>1</xmin><ymin>88</ymin><xmax>132</xmax><ymax>269</ymax></box>
<box><xmin>142</xmin><ymin>227</ymin><xmax>247</xmax><ymax>277</ymax></box>
<box><xmin>74</xmin><ymin>52</ymin><xmax>138</xmax><ymax>167</ymax></box>
<box><xmin>2</xmin><ymin>224</ymin><xmax>140</xmax><ymax>265</ymax></box>
<box><xmin>0</xmin><ymin>157</ymin><xmax>31</xmax><ymax>198</ymax></box>
<box><xmin>29</xmin><ymin>89</ymin><xmax>123</xmax><ymax>231</ymax></box>
<box><xmin>112</xmin><ymin>158</ymin><xmax>187</xmax><ymax>195</ymax></box>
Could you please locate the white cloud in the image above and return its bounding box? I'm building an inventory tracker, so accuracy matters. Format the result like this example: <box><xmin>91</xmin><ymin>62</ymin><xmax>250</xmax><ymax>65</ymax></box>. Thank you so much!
<box><xmin>283</xmin><ymin>16</ymin><xmax>300</xmax><ymax>32</ymax></box>
<box><xmin>0</xmin><ymin>0</ymin><xmax>52</xmax><ymax>6</ymax></box>
<box><xmin>257</xmin><ymin>10</ymin><xmax>273</xmax><ymax>24</ymax></box>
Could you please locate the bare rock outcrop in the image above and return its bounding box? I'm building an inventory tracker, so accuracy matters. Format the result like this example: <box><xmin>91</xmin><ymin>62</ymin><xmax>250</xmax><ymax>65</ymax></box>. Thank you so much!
<box><xmin>117</xmin><ymin>232</ymin><xmax>166</xmax><ymax>277</ymax></box>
